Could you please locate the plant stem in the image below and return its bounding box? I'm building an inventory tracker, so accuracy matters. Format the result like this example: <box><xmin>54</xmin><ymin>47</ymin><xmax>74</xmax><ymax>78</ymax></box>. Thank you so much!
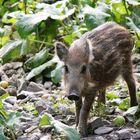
<box><xmin>24</xmin><ymin>0</ymin><xmax>27</xmax><ymax>14</ymax></box>
<box><xmin>29</xmin><ymin>39</ymin><xmax>52</xmax><ymax>46</ymax></box>
<box><xmin>123</xmin><ymin>0</ymin><xmax>129</xmax><ymax>15</ymax></box>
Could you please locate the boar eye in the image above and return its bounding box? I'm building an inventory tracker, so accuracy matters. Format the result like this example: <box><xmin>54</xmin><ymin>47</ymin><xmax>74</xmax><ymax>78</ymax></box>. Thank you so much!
<box><xmin>81</xmin><ymin>65</ymin><xmax>87</xmax><ymax>74</ymax></box>
<box><xmin>64</xmin><ymin>65</ymin><xmax>69</xmax><ymax>73</ymax></box>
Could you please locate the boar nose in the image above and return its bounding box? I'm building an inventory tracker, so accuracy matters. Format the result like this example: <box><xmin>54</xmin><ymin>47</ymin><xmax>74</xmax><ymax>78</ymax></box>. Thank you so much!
<box><xmin>67</xmin><ymin>91</ymin><xmax>79</xmax><ymax>100</ymax></box>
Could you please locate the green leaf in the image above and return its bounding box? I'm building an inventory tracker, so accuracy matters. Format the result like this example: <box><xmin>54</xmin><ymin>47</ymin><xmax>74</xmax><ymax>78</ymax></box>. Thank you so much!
<box><xmin>111</xmin><ymin>1</ymin><xmax>130</xmax><ymax>22</ymax></box>
<box><xmin>6</xmin><ymin>112</ymin><xmax>21</xmax><ymax>128</ymax></box>
<box><xmin>0</xmin><ymin>39</ymin><xmax>28</xmax><ymax>63</ymax></box>
<box><xmin>51</xmin><ymin>8</ymin><xmax>75</xmax><ymax>20</ymax></box>
<box><xmin>0</xmin><ymin>93</ymin><xmax>9</xmax><ymax>100</ymax></box>
<box><xmin>119</xmin><ymin>98</ymin><xmax>130</xmax><ymax>110</ymax></box>
<box><xmin>106</xmin><ymin>92</ymin><xmax>119</xmax><ymax>100</ymax></box>
<box><xmin>16</xmin><ymin>12</ymin><xmax>49</xmax><ymax>38</ymax></box>
<box><xmin>63</xmin><ymin>32</ymin><xmax>77</xmax><ymax>44</ymax></box>
<box><xmin>83</xmin><ymin>3</ymin><xmax>110</xmax><ymax>29</ymax></box>
<box><xmin>51</xmin><ymin>66</ymin><xmax>62</xmax><ymax>84</ymax></box>
<box><xmin>26</xmin><ymin>56</ymin><xmax>58</xmax><ymax>80</ymax></box>
<box><xmin>112</xmin><ymin>115</ymin><xmax>125</xmax><ymax>126</ymax></box>
<box><xmin>25</xmin><ymin>47</ymin><xmax>49</xmax><ymax>69</ymax></box>
<box><xmin>0</xmin><ymin>127</ymin><xmax>7</xmax><ymax>140</ymax></box>
<box><xmin>16</xmin><ymin>2</ymin><xmax>75</xmax><ymax>38</ymax></box>
<box><xmin>0</xmin><ymin>28</ymin><xmax>4</xmax><ymax>37</ymax></box>
<box><xmin>134</xmin><ymin>103</ymin><xmax>140</xmax><ymax>119</ymax></box>
<box><xmin>126</xmin><ymin>17</ymin><xmax>140</xmax><ymax>33</ymax></box>
<box><xmin>0</xmin><ymin>114</ymin><xmax>7</xmax><ymax>126</ymax></box>
<box><xmin>41</xmin><ymin>113</ymin><xmax>80</xmax><ymax>140</ymax></box>
<box><xmin>39</xmin><ymin>115</ymin><xmax>51</xmax><ymax>127</ymax></box>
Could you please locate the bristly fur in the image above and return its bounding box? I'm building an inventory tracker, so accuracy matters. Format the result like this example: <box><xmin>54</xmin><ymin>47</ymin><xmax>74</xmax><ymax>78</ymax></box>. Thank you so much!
<box><xmin>55</xmin><ymin>22</ymin><xmax>137</xmax><ymax>137</ymax></box>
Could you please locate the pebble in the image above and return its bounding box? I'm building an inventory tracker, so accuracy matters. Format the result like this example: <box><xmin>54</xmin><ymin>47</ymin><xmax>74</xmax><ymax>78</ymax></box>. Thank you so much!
<box><xmin>83</xmin><ymin>136</ymin><xmax>105</xmax><ymax>140</ymax></box>
<box><xmin>25</xmin><ymin>126</ymin><xmax>38</xmax><ymax>133</ymax></box>
<box><xmin>39</xmin><ymin>125</ymin><xmax>53</xmax><ymax>133</ymax></box>
<box><xmin>40</xmin><ymin>134</ymin><xmax>52</xmax><ymax>140</ymax></box>
<box><xmin>5</xmin><ymin>96</ymin><xmax>17</xmax><ymax>105</ymax></box>
<box><xmin>35</xmin><ymin>100</ymin><xmax>48</xmax><ymax>114</ymax></box>
<box><xmin>27</xmin><ymin>82</ymin><xmax>45</xmax><ymax>92</ymax></box>
<box><xmin>133</xmin><ymin>130</ymin><xmax>140</xmax><ymax>139</ymax></box>
<box><xmin>116</xmin><ymin>129</ymin><xmax>131</xmax><ymax>140</ymax></box>
<box><xmin>94</xmin><ymin>126</ymin><xmax>113</xmax><ymax>135</ymax></box>
<box><xmin>44</xmin><ymin>82</ymin><xmax>52</xmax><ymax>89</ymax></box>
<box><xmin>88</xmin><ymin>117</ymin><xmax>104</xmax><ymax>131</ymax></box>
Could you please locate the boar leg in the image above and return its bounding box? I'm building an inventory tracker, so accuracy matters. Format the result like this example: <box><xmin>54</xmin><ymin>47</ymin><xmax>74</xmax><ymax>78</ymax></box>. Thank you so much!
<box><xmin>75</xmin><ymin>98</ymin><xmax>82</xmax><ymax>127</ymax></box>
<box><xmin>78</xmin><ymin>93</ymin><xmax>96</xmax><ymax>137</ymax></box>
<box><xmin>122</xmin><ymin>58</ymin><xmax>138</xmax><ymax>106</ymax></box>
<box><xmin>98</xmin><ymin>88</ymin><xmax>106</xmax><ymax>104</ymax></box>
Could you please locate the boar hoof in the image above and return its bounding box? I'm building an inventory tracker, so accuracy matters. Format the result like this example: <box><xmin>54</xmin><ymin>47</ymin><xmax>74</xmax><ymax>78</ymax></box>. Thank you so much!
<box><xmin>78</xmin><ymin>126</ymin><xmax>88</xmax><ymax>138</ymax></box>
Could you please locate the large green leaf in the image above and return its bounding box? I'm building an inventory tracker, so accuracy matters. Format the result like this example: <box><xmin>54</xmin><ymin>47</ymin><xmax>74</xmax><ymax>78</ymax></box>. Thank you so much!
<box><xmin>51</xmin><ymin>61</ymin><xmax>63</xmax><ymax>84</ymax></box>
<box><xmin>26</xmin><ymin>56</ymin><xmax>58</xmax><ymax>80</ymax></box>
<box><xmin>126</xmin><ymin>17</ymin><xmax>140</xmax><ymax>33</ymax></box>
<box><xmin>16</xmin><ymin>1</ymin><xmax>75</xmax><ymax>38</ymax></box>
<box><xmin>40</xmin><ymin>113</ymin><xmax>80</xmax><ymax>140</ymax></box>
<box><xmin>111</xmin><ymin>1</ymin><xmax>130</xmax><ymax>22</ymax></box>
<box><xmin>0</xmin><ymin>39</ymin><xmax>29</xmax><ymax>63</ymax></box>
<box><xmin>6</xmin><ymin>112</ymin><xmax>21</xmax><ymax>129</ymax></box>
<box><xmin>25</xmin><ymin>47</ymin><xmax>49</xmax><ymax>69</ymax></box>
<box><xmin>83</xmin><ymin>3</ymin><xmax>110</xmax><ymax>29</ymax></box>
<box><xmin>16</xmin><ymin>12</ymin><xmax>50</xmax><ymax>38</ymax></box>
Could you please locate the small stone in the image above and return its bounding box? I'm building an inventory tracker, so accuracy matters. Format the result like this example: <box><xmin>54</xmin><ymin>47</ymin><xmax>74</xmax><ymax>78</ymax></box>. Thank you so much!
<box><xmin>12</xmin><ymin>62</ymin><xmax>23</xmax><ymax>69</ymax></box>
<box><xmin>17</xmin><ymin>135</ymin><xmax>30</xmax><ymax>140</ymax></box>
<box><xmin>102</xmin><ymin>120</ymin><xmax>111</xmax><ymax>126</ymax></box>
<box><xmin>88</xmin><ymin>117</ymin><xmax>104</xmax><ymax>131</ymax></box>
<box><xmin>7</xmin><ymin>86</ymin><xmax>17</xmax><ymax>96</ymax></box>
<box><xmin>3</xmin><ymin>102</ymin><xmax>13</xmax><ymax>110</ymax></box>
<box><xmin>133</xmin><ymin>130</ymin><xmax>140</xmax><ymax>139</ymax></box>
<box><xmin>116</xmin><ymin>129</ymin><xmax>131</xmax><ymax>140</ymax></box>
<box><xmin>5</xmin><ymin>69</ymin><xmax>17</xmax><ymax>77</ymax></box>
<box><xmin>106</xmin><ymin>134</ymin><xmax>119</xmax><ymax>140</ymax></box>
<box><xmin>83</xmin><ymin>136</ymin><xmax>105</xmax><ymax>140</ymax></box>
<box><xmin>39</xmin><ymin>125</ymin><xmax>53</xmax><ymax>133</ymax></box>
<box><xmin>20</xmin><ymin>116</ymin><xmax>32</xmax><ymax>122</ymax></box>
<box><xmin>30</xmin><ymin>133</ymin><xmax>41</xmax><ymax>140</ymax></box>
<box><xmin>20</xmin><ymin>123</ymin><xmax>30</xmax><ymax>131</ymax></box>
<box><xmin>5</xmin><ymin>96</ymin><xmax>17</xmax><ymax>105</ymax></box>
<box><xmin>2</xmin><ymin>63</ymin><xmax>13</xmax><ymax>70</ymax></box>
<box><xmin>35</xmin><ymin>100</ymin><xmax>47</xmax><ymax>114</ymax></box>
<box><xmin>135</xmin><ymin>63</ymin><xmax>140</xmax><ymax>73</ymax></box>
<box><xmin>132</xmin><ymin>53</ymin><xmax>140</xmax><ymax>64</ymax></box>
<box><xmin>94</xmin><ymin>126</ymin><xmax>113</xmax><ymax>135</ymax></box>
<box><xmin>25</xmin><ymin>126</ymin><xmax>38</xmax><ymax>133</ymax></box>
<box><xmin>40</xmin><ymin>134</ymin><xmax>52</xmax><ymax>140</ymax></box>
<box><xmin>27</xmin><ymin>82</ymin><xmax>45</xmax><ymax>92</ymax></box>
<box><xmin>44</xmin><ymin>82</ymin><xmax>52</xmax><ymax>89</ymax></box>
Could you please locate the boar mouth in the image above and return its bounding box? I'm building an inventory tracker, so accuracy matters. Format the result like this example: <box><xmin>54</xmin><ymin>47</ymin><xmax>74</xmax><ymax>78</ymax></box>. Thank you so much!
<box><xmin>67</xmin><ymin>91</ymin><xmax>80</xmax><ymax>101</ymax></box>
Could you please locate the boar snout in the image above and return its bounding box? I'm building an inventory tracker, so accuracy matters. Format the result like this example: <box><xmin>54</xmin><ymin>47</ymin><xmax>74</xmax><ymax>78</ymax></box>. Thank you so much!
<box><xmin>67</xmin><ymin>91</ymin><xmax>80</xmax><ymax>100</ymax></box>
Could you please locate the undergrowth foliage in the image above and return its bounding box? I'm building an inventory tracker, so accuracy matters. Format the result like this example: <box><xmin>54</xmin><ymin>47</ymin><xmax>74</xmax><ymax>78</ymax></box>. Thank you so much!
<box><xmin>0</xmin><ymin>0</ymin><xmax>140</xmax><ymax>83</ymax></box>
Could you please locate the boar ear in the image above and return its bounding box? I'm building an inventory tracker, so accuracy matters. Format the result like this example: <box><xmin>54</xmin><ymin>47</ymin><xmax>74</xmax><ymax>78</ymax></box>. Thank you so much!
<box><xmin>55</xmin><ymin>42</ymin><xmax>68</xmax><ymax>61</ymax></box>
<box><xmin>86</xmin><ymin>39</ymin><xmax>94</xmax><ymax>62</ymax></box>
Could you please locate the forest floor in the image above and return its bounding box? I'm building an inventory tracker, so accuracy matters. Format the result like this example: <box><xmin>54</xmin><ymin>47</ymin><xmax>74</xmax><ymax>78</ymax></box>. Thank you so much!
<box><xmin>0</xmin><ymin>53</ymin><xmax>140</xmax><ymax>140</ymax></box>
